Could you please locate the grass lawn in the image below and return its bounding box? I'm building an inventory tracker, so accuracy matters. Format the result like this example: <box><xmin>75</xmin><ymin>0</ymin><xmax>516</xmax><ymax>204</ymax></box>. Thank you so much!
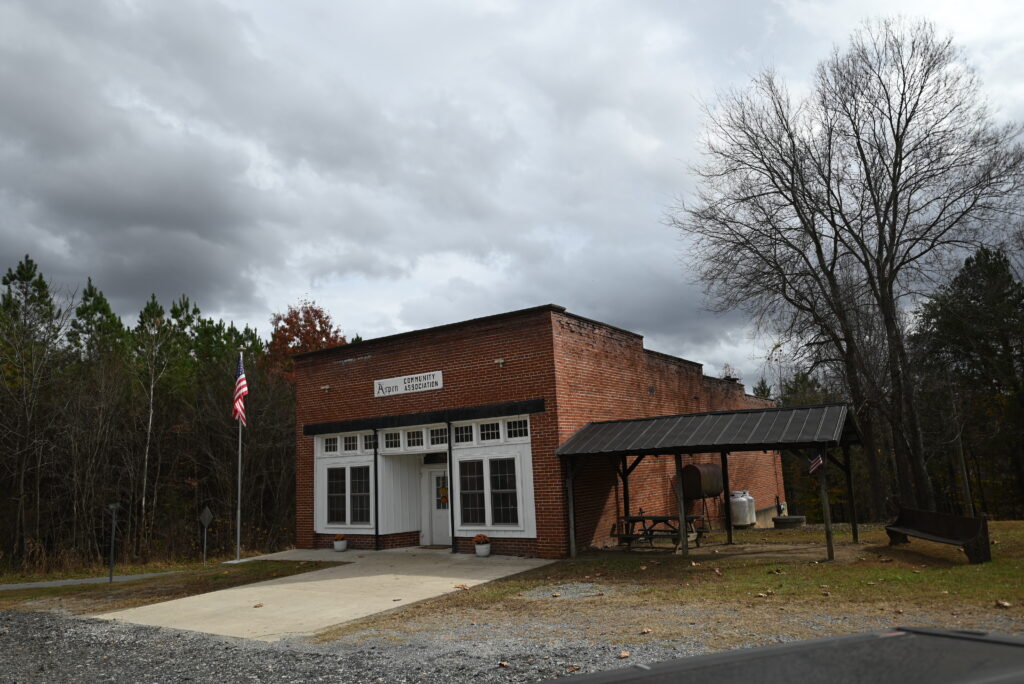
<box><xmin>316</xmin><ymin>522</ymin><xmax>1024</xmax><ymax>651</ymax></box>
<box><xmin>0</xmin><ymin>556</ymin><xmax>255</xmax><ymax>585</ymax></box>
<box><xmin>0</xmin><ymin>560</ymin><xmax>340</xmax><ymax>615</ymax></box>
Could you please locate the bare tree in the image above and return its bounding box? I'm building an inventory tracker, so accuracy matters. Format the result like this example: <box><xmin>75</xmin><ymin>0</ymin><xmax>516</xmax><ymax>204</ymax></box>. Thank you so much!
<box><xmin>672</xmin><ymin>17</ymin><xmax>1024</xmax><ymax>511</ymax></box>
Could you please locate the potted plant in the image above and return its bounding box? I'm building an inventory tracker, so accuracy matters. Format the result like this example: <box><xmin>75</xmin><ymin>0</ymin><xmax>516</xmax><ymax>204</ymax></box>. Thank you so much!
<box><xmin>473</xmin><ymin>533</ymin><xmax>491</xmax><ymax>557</ymax></box>
<box><xmin>333</xmin><ymin>534</ymin><xmax>347</xmax><ymax>552</ymax></box>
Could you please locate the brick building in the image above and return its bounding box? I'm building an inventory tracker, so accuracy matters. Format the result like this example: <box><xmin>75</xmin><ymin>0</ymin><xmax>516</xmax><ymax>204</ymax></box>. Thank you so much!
<box><xmin>294</xmin><ymin>305</ymin><xmax>783</xmax><ymax>558</ymax></box>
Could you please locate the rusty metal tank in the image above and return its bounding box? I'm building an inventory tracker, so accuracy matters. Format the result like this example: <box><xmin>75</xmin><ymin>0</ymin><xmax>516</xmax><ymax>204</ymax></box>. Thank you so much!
<box><xmin>680</xmin><ymin>463</ymin><xmax>724</xmax><ymax>500</ymax></box>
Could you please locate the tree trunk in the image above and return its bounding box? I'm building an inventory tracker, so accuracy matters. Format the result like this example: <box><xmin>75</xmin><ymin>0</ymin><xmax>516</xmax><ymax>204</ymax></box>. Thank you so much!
<box><xmin>841</xmin><ymin>357</ymin><xmax>887</xmax><ymax>520</ymax></box>
<box><xmin>879</xmin><ymin>292</ymin><xmax>934</xmax><ymax>509</ymax></box>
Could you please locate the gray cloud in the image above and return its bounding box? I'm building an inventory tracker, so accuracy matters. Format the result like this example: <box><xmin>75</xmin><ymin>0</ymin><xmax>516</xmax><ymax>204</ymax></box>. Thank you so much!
<box><xmin>1</xmin><ymin>0</ymin><xmax>1021</xmax><ymax>386</ymax></box>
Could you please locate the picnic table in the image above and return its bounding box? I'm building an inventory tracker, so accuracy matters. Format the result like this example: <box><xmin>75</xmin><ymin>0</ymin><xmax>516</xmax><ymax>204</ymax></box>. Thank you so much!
<box><xmin>618</xmin><ymin>510</ymin><xmax>707</xmax><ymax>549</ymax></box>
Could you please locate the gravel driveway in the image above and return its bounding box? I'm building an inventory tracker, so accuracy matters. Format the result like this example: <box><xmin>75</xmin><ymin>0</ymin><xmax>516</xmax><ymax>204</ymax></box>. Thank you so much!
<box><xmin>7</xmin><ymin>604</ymin><xmax>1021</xmax><ymax>683</ymax></box>
<box><xmin>0</xmin><ymin>609</ymin><xmax>706</xmax><ymax>683</ymax></box>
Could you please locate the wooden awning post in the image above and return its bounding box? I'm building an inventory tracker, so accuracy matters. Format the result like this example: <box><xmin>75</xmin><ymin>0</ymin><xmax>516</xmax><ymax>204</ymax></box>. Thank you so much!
<box><xmin>674</xmin><ymin>454</ymin><xmax>688</xmax><ymax>558</ymax></box>
<box><xmin>565</xmin><ymin>456</ymin><xmax>578</xmax><ymax>558</ymax></box>
<box><xmin>620</xmin><ymin>455</ymin><xmax>631</xmax><ymax>521</ymax></box>
<box><xmin>841</xmin><ymin>444</ymin><xmax>859</xmax><ymax>543</ymax></box>
<box><xmin>818</xmin><ymin>447</ymin><xmax>835</xmax><ymax>561</ymax></box>
<box><xmin>720</xmin><ymin>451</ymin><xmax>733</xmax><ymax>544</ymax></box>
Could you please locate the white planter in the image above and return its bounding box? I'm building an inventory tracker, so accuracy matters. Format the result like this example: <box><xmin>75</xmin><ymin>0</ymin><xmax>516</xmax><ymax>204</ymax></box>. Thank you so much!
<box><xmin>333</xmin><ymin>540</ymin><xmax>347</xmax><ymax>551</ymax></box>
<box><xmin>475</xmin><ymin>543</ymin><xmax>491</xmax><ymax>557</ymax></box>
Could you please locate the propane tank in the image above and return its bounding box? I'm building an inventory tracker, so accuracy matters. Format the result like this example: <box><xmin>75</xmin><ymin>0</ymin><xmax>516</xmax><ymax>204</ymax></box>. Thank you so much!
<box><xmin>730</xmin><ymin>490</ymin><xmax>756</xmax><ymax>528</ymax></box>
<box><xmin>742</xmin><ymin>491</ymin><xmax>756</xmax><ymax>526</ymax></box>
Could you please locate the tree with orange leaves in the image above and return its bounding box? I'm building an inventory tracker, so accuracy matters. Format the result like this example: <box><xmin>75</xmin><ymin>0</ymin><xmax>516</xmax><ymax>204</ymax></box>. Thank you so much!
<box><xmin>267</xmin><ymin>299</ymin><xmax>347</xmax><ymax>382</ymax></box>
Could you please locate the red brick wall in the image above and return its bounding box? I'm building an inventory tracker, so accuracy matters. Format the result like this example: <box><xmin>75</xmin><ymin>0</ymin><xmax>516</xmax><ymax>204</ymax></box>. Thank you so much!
<box><xmin>550</xmin><ymin>312</ymin><xmax>782</xmax><ymax>551</ymax></box>
<box><xmin>316</xmin><ymin>531</ymin><xmax>421</xmax><ymax>550</ymax></box>
<box><xmin>295</xmin><ymin>307</ymin><xmax>562</xmax><ymax>553</ymax></box>
<box><xmin>453</xmin><ymin>536</ymin><xmax>539</xmax><ymax>556</ymax></box>
<box><xmin>294</xmin><ymin>305</ymin><xmax>784</xmax><ymax>559</ymax></box>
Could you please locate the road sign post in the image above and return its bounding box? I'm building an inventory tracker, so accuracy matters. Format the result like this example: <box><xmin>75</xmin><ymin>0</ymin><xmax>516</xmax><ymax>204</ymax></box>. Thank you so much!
<box><xmin>200</xmin><ymin>506</ymin><xmax>214</xmax><ymax>565</ymax></box>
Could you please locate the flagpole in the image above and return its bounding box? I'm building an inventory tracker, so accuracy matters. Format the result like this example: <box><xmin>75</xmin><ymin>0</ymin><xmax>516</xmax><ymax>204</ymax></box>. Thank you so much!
<box><xmin>236</xmin><ymin>348</ymin><xmax>243</xmax><ymax>562</ymax></box>
<box><xmin>236</xmin><ymin>414</ymin><xmax>242</xmax><ymax>561</ymax></box>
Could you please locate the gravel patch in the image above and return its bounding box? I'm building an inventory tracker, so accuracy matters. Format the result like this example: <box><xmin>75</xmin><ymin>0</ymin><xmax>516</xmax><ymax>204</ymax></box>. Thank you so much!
<box><xmin>0</xmin><ymin>610</ymin><xmax>700</xmax><ymax>683</ymax></box>
<box><xmin>3</xmin><ymin>602</ymin><xmax>1021</xmax><ymax>683</ymax></box>
<box><xmin>521</xmin><ymin>583</ymin><xmax>617</xmax><ymax>600</ymax></box>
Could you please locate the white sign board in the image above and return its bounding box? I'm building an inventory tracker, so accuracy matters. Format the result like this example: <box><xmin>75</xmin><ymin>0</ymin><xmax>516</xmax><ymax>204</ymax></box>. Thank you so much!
<box><xmin>374</xmin><ymin>371</ymin><xmax>443</xmax><ymax>398</ymax></box>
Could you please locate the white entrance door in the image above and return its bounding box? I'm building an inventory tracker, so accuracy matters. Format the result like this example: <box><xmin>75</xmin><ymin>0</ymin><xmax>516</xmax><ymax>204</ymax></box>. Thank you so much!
<box><xmin>427</xmin><ymin>469</ymin><xmax>451</xmax><ymax>546</ymax></box>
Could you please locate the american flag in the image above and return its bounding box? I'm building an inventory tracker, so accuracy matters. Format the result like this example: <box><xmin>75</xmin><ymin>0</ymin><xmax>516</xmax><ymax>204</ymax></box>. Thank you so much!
<box><xmin>233</xmin><ymin>354</ymin><xmax>249</xmax><ymax>426</ymax></box>
<box><xmin>808</xmin><ymin>453</ymin><xmax>823</xmax><ymax>475</ymax></box>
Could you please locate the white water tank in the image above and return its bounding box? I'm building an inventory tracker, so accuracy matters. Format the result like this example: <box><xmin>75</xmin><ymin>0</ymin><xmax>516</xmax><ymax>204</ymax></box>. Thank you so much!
<box><xmin>729</xmin><ymin>490</ymin><xmax>756</xmax><ymax>528</ymax></box>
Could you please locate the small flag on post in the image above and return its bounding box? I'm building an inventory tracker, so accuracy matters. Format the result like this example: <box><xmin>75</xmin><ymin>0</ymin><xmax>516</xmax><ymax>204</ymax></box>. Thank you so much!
<box><xmin>233</xmin><ymin>354</ymin><xmax>249</xmax><ymax>426</ymax></box>
<box><xmin>808</xmin><ymin>453</ymin><xmax>823</xmax><ymax>475</ymax></box>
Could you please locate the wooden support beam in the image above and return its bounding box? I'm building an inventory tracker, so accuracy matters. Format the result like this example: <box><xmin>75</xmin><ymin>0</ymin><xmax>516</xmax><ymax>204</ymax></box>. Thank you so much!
<box><xmin>819</xmin><ymin>447</ymin><xmax>835</xmax><ymax>561</ymax></box>
<box><xmin>721</xmin><ymin>451</ymin><xmax>733</xmax><ymax>544</ymax></box>
<box><xmin>623</xmin><ymin>454</ymin><xmax>647</xmax><ymax>477</ymax></box>
<box><xmin>674</xmin><ymin>454</ymin><xmax>688</xmax><ymax>558</ymax></box>
<box><xmin>621</xmin><ymin>456</ymin><xmax>631</xmax><ymax>520</ymax></box>
<box><xmin>841</xmin><ymin>444</ymin><xmax>859</xmax><ymax>543</ymax></box>
<box><xmin>565</xmin><ymin>456</ymin><xmax>578</xmax><ymax>558</ymax></box>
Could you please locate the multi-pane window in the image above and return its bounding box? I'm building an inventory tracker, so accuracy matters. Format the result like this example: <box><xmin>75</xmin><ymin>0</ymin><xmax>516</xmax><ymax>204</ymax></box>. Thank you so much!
<box><xmin>326</xmin><ymin>465</ymin><xmax>371</xmax><ymax>525</ymax></box>
<box><xmin>363</xmin><ymin>433</ymin><xmax>377</xmax><ymax>451</ymax></box>
<box><xmin>454</xmin><ymin>425</ymin><xmax>474</xmax><ymax>444</ymax></box>
<box><xmin>429</xmin><ymin>427</ymin><xmax>448</xmax><ymax>446</ymax></box>
<box><xmin>506</xmin><ymin>419</ymin><xmax>529</xmax><ymax>439</ymax></box>
<box><xmin>406</xmin><ymin>430</ymin><xmax>424</xmax><ymax>448</ymax></box>
<box><xmin>479</xmin><ymin>422</ymin><xmax>500</xmax><ymax>441</ymax></box>
<box><xmin>323</xmin><ymin>437</ymin><xmax>339</xmax><ymax>453</ymax></box>
<box><xmin>327</xmin><ymin>468</ymin><xmax>346</xmax><ymax>523</ymax></box>
<box><xmin>459</xmin><ymin>460</ymin><xmax>485</xmax><ymax>525</ymax></box>
<box><xmin>350</xmin><ymin>466</ymin><xmax>371</xmax><ymax>524</ymax></box>
<box><xmin>343</xmin><ymin>435</ymin><xmax>359</xmax><ymax>452</ymax></box>
<box><xmin>490</xmin><ymin>458</ymin><xmax>518</xmax><ymax>524</ymax></box>
<box><xmin>384</xmin><ymin>432</ymin><xmax>401</xmax><ymax>449</ymax></box>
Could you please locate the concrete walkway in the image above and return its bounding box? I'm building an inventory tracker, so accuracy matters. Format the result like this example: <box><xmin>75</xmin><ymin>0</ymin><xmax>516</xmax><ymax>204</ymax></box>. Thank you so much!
<box><xmin>0</xmin><ymin>571</ymin><xmax>180</xmax><ymax>592</ymax></box>
<box><xmin>97</xmin><ymin>547</ymin><xmax>552</xmax><ymax>641</ymax></box>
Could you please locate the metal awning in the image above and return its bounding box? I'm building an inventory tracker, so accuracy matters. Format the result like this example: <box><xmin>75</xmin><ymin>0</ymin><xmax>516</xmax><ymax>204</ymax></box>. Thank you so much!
<box><xmin>556</xmin><ymin>403</ymin><xmax>857</xmax><ymax>458</ymax></box>
<box><xmin>557</xmin><ymin>403</ymin><xmax>860</xmax><ymax>561</ymax></box>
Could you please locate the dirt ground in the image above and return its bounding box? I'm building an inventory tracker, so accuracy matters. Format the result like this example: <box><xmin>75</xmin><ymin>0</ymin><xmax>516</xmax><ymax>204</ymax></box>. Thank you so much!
<box><xmin>318</xmin><ymin>533</ymin><xmax>1024</xmax><ymax>653</ymax></box>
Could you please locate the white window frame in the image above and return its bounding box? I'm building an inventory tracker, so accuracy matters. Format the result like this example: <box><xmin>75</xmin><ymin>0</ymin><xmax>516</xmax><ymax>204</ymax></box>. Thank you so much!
<box><xmin>316</xmin><ymin>458</ymin><xmax>375</xmax><ymax>532</ymax></box>
<box><xmin>383</xmin><ymin>431</ymin><xmax>401</xmax><ymax>450</ymax></box>
<box><xmin>506</xmin><ymin>418</ymin><xmax>529</xmax><ymax>440</ymax></box>
<box><xmin>478</xmin><ymin>421</ymin><xmax>501</xmax><ymax>442</ymax></box>
<box><xmin>405</xmin><ymin>429</ymin><xmax>425</xmax><ymax>449</ymax></box>
<box><xmin>454</xmin><ymin>452</ymin><xmax>525</xmax><ymax>530</ymax></box>
<box><xmin>429</xmin><ymin>426</ymin><xmax>449</xmax><ymax>446</ymax></box>
<box><xmin>453</xmin><ymin>424</ymin><xmax>475</xmax><ymax>445</ymax></box>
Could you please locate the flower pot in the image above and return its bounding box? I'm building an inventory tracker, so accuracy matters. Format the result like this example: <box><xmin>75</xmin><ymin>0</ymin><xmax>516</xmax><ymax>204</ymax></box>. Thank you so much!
<box><xmin>475</xmin><ymin>543</ymin><xmax>491</xmax><ymax>557</ymax></box>
<box><xmin>333</xmin><ymin>539</ymin><xmax>348</xmax><ymax>551</ymax></box>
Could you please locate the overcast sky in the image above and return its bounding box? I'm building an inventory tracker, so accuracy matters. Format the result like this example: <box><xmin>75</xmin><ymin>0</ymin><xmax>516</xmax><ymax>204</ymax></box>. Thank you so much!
<box><xmin>2</xmin><ymin>1</ymin><xmax>1022</xmax><ymax>388</ymax></box>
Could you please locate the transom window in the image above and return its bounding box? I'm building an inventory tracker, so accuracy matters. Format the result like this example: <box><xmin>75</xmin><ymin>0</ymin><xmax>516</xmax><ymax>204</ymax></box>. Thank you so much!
<box><xmin>322</xmin><ymin>417</ymin><xmax>531</xmax><ymax>458</ymax></box>
<box><xmin>506</xmin><ymin>419</ymin><xmax>529</xmax><ymax>439</ymax></box>
<box><xmin>429</xmin><ymin>427</ymin><xmax>448</xmax><ymax>445</ymax></box>
<box><xmin>479</xmin><ymin>422</ymin><xmax>500</xmax><ymax>441</ymax></box>
<box><xmin>454</xmin><ymin>425</ymin><xmax>474</xmax><ymax>443</ymax></box>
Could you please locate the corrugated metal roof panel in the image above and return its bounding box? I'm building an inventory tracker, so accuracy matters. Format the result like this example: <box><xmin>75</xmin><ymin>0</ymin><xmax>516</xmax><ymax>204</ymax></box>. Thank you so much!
<box><xmin>555</xmin><ymin>404</ymin><xmax>854</xmax><ymax>457</ymax></box>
